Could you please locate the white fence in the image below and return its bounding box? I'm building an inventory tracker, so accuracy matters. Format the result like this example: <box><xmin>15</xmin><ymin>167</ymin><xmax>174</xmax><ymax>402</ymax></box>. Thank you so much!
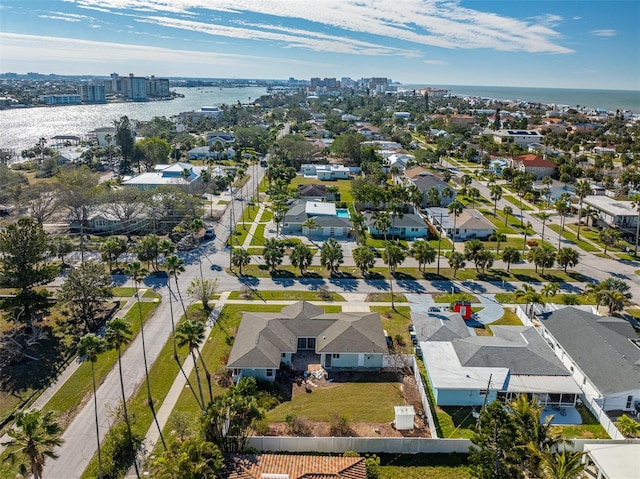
<box><xmin>248</xmin><ymin>436</ymin><xmax>471</xmax><ymax>454</ymax></box>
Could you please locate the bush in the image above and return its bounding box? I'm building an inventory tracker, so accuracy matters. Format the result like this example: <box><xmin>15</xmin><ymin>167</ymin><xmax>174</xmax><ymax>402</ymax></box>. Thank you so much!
<box><xmin>285</xmin><ymin>415</ymin><xmax>312</xmax><ymax>436</ymax></box>
<box><xmin>526</xmin><ymin>240</ymin><xmax>538</xmax><ymax>247</ymax></box>
<box><xmin>85</xmin><ymin>419</ymin><xmax>142</xmax><ymax>479</ymax></box>
<box><xmin>329</xmin><ymin>414</ymin><xmax>356</xmax><ymax>437</ymax></box>
<box><xmin>562</xmin><ymin>294</ymin><xmax>580</xmax><ymax>305</ymax></box>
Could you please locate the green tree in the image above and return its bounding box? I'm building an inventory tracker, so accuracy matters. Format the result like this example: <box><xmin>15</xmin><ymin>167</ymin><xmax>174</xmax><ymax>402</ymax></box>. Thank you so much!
<box><xmin>574</xmin><ymin>180</ymin><xmax>592</xmax><ymax>240</ymax></box>
<box><xmin>448</xmin><ymin>251</ymin><xmax>466</xmax><ymax>278</ymax></box>
<box><xmin>464</xmin><ymin>239</ymin><xmax>485</xmax><ymax>268</ymax></box>
<box><xmin>515</xmin><ymin>284</ymin><xmax>544</xmax><ymax>318</ymax></box>
<box><xmin>447</xmin><ymin>200</ymin><xmax>464</xmax><ymax>251</ymax></box>
<box><xmin>382</xmin><ymin>241</ymin><xmax>406</xmax><ymax>310</ymax></box>
<box><xmin>137</xmin><ymin>136</ymin><xmax>172</xmax><ymax>171</ymax></box>
<box><xmin>631</xmin><ymin>193</ymin><xmax>640</xmax><ymax>255</ymax></box>
<box><xmin>263</xmin><ymin>238</ymin><xmax>285</xmax><ymax>272</ymax></box>
<box><xmin>526</xmin><ymin>246</ymin><xmax>555</xmax><ymax>274</ymax></box>
<box><xmin>556</xmin><ymin>247</ymin><xmax>580</xmax><ymax>272</ymax></box>
<box><xmin>599</xmin><ymin>227</ymin><xmax>621</xmax><ymax>254</ymax></box>
<box><xmin>469</xmin><ymin>401</ymin><xmax>524</xmax><ymax>479</ymax></box>
<box><xmin>353</xmin><ymin>246</ymin><xmax>376</xmax><ymax>277</ymax></box>
<box><xmin>231</xmin><ymin>247</ymin><xmax>251</xmax><ymax>275</ymax></box>
<box><xmin>1</xmin><ymin>409</ymin><xmax>64</xmax><ymax>479</ymax></box>
<box><xmin>541</xmin><ymin>282</ymin><xmax>560</xmax><ymax>298</ymax></box>
<box><xmin>51</xmin><ymin>235</ymin><xmax>73</xmax><ymax>266</ymax></box>
<box><xmin>187</xmin><ymin>278</ymin><xmax>218</xmax><ymax>313</ymax></box>
<box><xmin>290</xmin><ymin>243</ymin><xmax>313</xmax><ymax>275</ymax></box>
<box><xmin>539</xmin><ymin>444</ymin><xmax>584</xmax><ymax>479</ymax></box>
<box><xmin>59</xmin><ymin>260</ymin><xmax>113</xmax><ymax>334</ymax></box>
<box><xmin>426</xmin><ymin>187</ymin><xmax>441</xmax><ymax>207</ymax></box>
<box><xmin>501</xmin><ymin>246</ymin><xmax>521</xmax><ymax>272</ymax></box>
<box><xmin>166</xmin><ymin>255</ymin><xmax>187</xmax><ymax>321</ymax></box>
<box><xmin>100</xmin><ymin>236</ymin><xmax>128</xmax><ymax>272</ymax></box>
<box><xmin>152</xmin><ymin>437</ymin><xmax>223</xmax><ymax>479</ymax></box>
<box><xmin>536</xmin><ymin>211</ymin><xmax>553</xmax><ymax>245</ymax></box>
<box><xmin>105</xmin><ymin>318</ymin><xmax>135</xmax><ymax>457</ymax></box>
<box><xmin>616</xmin><ymin>414</ymin><xmax>640</xmax><ymax>438</ymax></box>
<box><xmin>114</xmin><ymin>115</ymin><xmax>135</xmax><ymax>173</ymax></box>
<box><xmin>410</xmin><ymin>239</ymin><xmax>436</xmax><ymax>272</ymax></box>
<box><xmin>0</xmin><ymin>218</ymin><xmax>58</xmax><ymax>325</ymax></box>
<box><xmin>177</xmin><ymin>320</ymin><xmax>210</xmax><ymax>409</ymax></box>
<box><xmin>78</xmin><ymin>334</ymin><xmax>106</xmax><ymax>479</ymax></box>
<box><xmin>488</xmin><ymin>232</ymin><xmax>506</xmax><ymax>253</ymax></box>
<box><xmin>372</xmin><ymin>211</ymin><xmax>391</xmax><ymax>241</ymax></box>
<box><xmin>137</xmin><ymin>234</ymin><xmax>161</xmax><ymax>272</ymax></box>
<box><xmin>474</xmin><ymin>249</ymin><xmax>494</xmax><ymax>274</ymax></box>
<box><xmin>301</xmin><ymin>217</ymin><xmax>320</xmax><ymax>242</ymax></box>
<box><xmin>320</xmin><ymin>238</ymin><xmax>344</xmax><ymax>275</ymax></box>
<box><xmin>503</xmin><ymin>205</ymin><xmax>513</xmax><ymax>226</ymax></box>
<box><xmin>490</xmin><ymin>184</ymin><xmax>503</xmax><ymax>216</ymax></box>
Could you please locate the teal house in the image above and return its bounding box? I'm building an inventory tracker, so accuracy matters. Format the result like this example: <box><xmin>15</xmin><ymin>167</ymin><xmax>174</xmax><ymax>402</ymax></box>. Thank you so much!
<box><xmin>227</xmin><ymin>302</ymin><xmax>389</xmax><ymax>383</ymax></box>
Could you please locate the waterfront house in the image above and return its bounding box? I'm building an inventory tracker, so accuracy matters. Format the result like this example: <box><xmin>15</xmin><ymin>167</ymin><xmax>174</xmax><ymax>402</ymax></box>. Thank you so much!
<box><xmin>537</xmin><ymin>307</ymin><xmax>640</xmax><ymax>413</ymax></box>
<box><xmin>417</xmin><ymin>312</ymin><xmax>580</xmax><ymax>407</ymax></box>
<box><xmin>227</xmin><ymin>302</ymin><xmax>388</xmax><ymax>383</ymax></box>
<box><xmin>282</xmin><ymin>200</ymin><xmax>352</xmax><ymax>239</ymax></box>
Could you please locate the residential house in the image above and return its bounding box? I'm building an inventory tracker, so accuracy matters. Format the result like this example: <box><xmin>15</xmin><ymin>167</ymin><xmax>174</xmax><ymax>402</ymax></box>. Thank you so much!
<box><xmin>581</xmin><ymin>443</ymin><xmax>640</xmax><ymax>479</ymax></box>
<box><xmin>488</xmin><ymin>158</ymin><xmax>509</xmax><ymax>176</ymax></box>
<box><xmin>401</xmin><ymin>167</ymin><xmax>456</xmax><ymax>207</ymax></box>
<box><xmin>297</xmin><ymin>183</ymin><xmax>327</xmax><ymax>201</ymax></box>
<box><xmin>222</xmin><ymin>454</ymin><xmax>366</xmax><ymax>479</ymax></box>
<box><xmin>226</xmin><ymin>302</ymin><xmax>388</xmax><ymax>382</ymax></box>
<box><xmin>417</xmin><ymin>312</ymin><xmax>580</xmax><ymax>407</ymax></box>
<box><xmin>387</xmin><ymin>153</ymin><xmax>414</xmax><ymax>172</ymax></box>
<box><xmin>79</xmin><ymin>206</ymin><xmax>149</xmax><ymax>234</ymax></box>
<box><xmin>122</xmin><ymin>162</ymin><xmax>201</xmax><ymax>190</ymax></box>
<box><xmin>510</xmin><ymin>154</ymin><xmax>556</xmax><ymax>180</ymax></box>
<box><xmin>493</xmin><ymin>129</ymin><xmax>545</xmax><ymax>147</ymax></box>
<box><xmin>364</xmin><ymin>212</ymin><xmax>429</xmax><ymax>240</ymax></box>
<box><xmin>425</xmin><ymin>208</ymin><xmax>495</xmax><ymax>240</ymax></box>
<box><xmin>536</xmin><ymin>307</ymin><xmax>640</xmax><ymax>413</ymax></box>
<box><xmin>90</xmin><ymin>127</ymin><xmax>118</xmax><ymax>146</ymax></box>
<box><xmin>583</xmin><ymin>195</ymin><xmax>639</xmax><ymax>233</ymax></box>
<box><xmin>206</xmin><ymin>131</ymin><xmax>235</xmax><ymax>146</ymax></box>
<box><xmin>300</xmin><ymin>164</ymin><xmax>353</xmax><ymax>180</ymax></box>
<box><xmin>447</xmin><ymin>114</ymin><xmax>475</xmax><ymax>129</ymax></box>
<box><xmin>282</xmin><ymin>200</ymin><xmax>352</xmax><ymax>238</ymax></box>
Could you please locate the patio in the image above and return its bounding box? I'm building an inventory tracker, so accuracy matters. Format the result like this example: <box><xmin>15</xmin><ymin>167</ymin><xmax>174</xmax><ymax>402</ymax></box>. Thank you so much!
<box><xmin>541</xmin><ymin>405</ymin><xmax>582</xmax><ymax>425</ymax></box>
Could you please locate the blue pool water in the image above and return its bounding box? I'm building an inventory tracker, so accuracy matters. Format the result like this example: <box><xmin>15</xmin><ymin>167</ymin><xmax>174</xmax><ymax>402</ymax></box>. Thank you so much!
<box><xmin>336</xmin><ymin>209</ymin><xmax>350</xmax><ymax>218</ymax></box>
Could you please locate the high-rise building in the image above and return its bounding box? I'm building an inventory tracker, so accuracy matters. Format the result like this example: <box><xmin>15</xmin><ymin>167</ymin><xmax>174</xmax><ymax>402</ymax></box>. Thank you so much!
<box><xmin>147</xmin><ymin>76</ymin><xmax>170</xmax><ymax>98</ymax></box>
<box><xmin>123</xmin><ymin>73</ymin><xmax>147</xmax><ymax>101</ymax></box>
<box><xmin>78</xmin><ymin>84</ymin><xmax>106</xmax><ymax>103</ymax></box>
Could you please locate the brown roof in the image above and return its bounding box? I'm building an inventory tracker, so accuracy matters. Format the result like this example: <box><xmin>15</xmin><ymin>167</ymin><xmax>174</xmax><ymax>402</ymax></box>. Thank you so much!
<box><xmin>512</xmin><ymin>154</ymin><xmax>555</xmax><ymax>168</ymax></box>
<box><xmin>404</xmin><ymin>166</ymin><xmax>429</xmax><ymax>179</ymax></box>
<box><xmin>223</xmin><ymin>454</ymin><xmax>366</xmax><ymax>479</ymax></box>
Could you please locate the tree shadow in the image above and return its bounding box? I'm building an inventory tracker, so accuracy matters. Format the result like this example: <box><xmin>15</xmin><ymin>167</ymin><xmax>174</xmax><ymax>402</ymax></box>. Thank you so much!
<box><xmin>364</xmin><ymin>278</ymin><xmax>388</xmax><ymax>291</ymax></box>
<box><xmin>328</xmin><ymin>278</ymin><xmax>359</xmax><ymax>292</ymax></box>
<box><xmin>396</xmin><ymin>279</ymin><xmax>425</xmax><ymax>293</ymax></box>
<box><xmin>461</xmin><ymin>281</ymin><xmax>486</xmax><ymax>293</ymax></box>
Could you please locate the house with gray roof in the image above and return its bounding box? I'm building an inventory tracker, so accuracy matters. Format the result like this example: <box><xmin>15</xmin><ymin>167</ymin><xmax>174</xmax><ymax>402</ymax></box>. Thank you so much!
<box><xmin>399</xmin><ymin>168</ymin><xmax>456</xmax><ymax>207</ymax></box>
<box><xmin>421</xmin><ymin>315</ymin><xmax>580</xmax><ymax>407</ymax></box>
<box><xmin>122</xmin><ymin>162</ymin><xmax>202</xmax><ymax>190</ymax></box>
<box><xmin>282</xmin><ymin>200</ymin><xmax>352</xmax><ymax>239</ymax></box>
<box><xmin>364</xmin><ymin>212</ymin><xmax>429</xmax><ymax>239</ymax></box>
<box><xmin>227</xmin><ymin>302</ymin><xmax>388</xmax><ymax>382</ymax></box>
<box><xmin>537</xmin><ymin>307</ymin><xmax>640</xmax><ymax>413</ymax></box>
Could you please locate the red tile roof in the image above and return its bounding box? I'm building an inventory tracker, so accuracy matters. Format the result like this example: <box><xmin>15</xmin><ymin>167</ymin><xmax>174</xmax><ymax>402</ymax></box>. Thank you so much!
<box><xmin>512</xmin><ymin>154</ymin><xmax>555</xmax><ymax>168</ymax></box>
<box><xmin>223</xmin><ymin>454</ymin><xmax>366</xmax><ymax>479</ymax></box>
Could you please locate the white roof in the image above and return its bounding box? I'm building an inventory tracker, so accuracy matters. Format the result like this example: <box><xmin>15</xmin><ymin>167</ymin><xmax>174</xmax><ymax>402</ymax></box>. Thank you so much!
<box><xmin>583</xmin><ymin>443</ymin><xmax>640</xmax><ymax>479</ymax></box>
<box><xmin>305</xmin><ymin>201</ymin><xmax>336</xmax><ymax>216</ymax></box>
<box><xmin>422</xmin><ymin>341</ymin><xmax>509</xmax><ymax>390</ymax></box>
<box><xmin>505</xmin><ymin>375</ymin><xmax>582</xmax><ymax>394</ymax></box>
<box><xmin>122</xmin><ymin>173</ymin><xmax>187</xmax><ymax>186</ymax></box>
<box><xmin>584</xmin><ymin>195</ymin><xmax>639</xmax><ymax>217</ymax></box>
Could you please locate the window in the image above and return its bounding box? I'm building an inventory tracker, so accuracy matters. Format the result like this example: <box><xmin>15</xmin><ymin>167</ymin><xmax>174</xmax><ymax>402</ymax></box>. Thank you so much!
<box><xmin>479</xmin><ymin>389</ymin><xmax>489</xmax><ymax>396</ymax></box>
<box><xmin>626</xmin><ymin>396</ymin><xmax>633</xmax><ymax>409</ymax></box>
<box><xmin>297</xmin><ymin>337</ymin><xmax>316</xmax><ymax>350</ymax></box>
<box><xmin>332</xmin><ymin>353</ymin><xmax>340</xmax><ymax>359</ymax></box>
<box><xmin>281</xmin><ymin>353</ymin><xmax>286</xmax><ymax>358</ymax></box>
<box><xmin>266</xmin><ymin>369</ymin><xmax>273</xmax><ymax>377</ymax></box>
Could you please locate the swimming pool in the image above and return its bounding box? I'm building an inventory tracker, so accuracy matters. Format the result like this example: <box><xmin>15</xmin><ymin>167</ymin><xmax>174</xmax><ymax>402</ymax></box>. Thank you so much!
<box><xmin>336</xmin><ymin>208</ymin><xmax>350</xmax><ymax>218</ymax></box>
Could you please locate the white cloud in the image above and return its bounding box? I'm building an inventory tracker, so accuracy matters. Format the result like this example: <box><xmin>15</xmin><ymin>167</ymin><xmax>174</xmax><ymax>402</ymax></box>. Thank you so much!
<box><xmin>572</xmin><ymin>16</ymin><xmax>582</xmax><ymax>20</ymax></box>
<box><xmin>423</xmin><ymin>59</ymin><xmax>446</xmax><ymax>65</ymax></box>
<box><xmin>38</xmin><ymin>11</ymin><xmax>94</xmax><ymax>22</ymax></box>
<box><xmin>591</xmin><ymin>29</ymin><xmax>616</xmax><ymax>37</ymax></box>
<box><xmin>66</xmin><ymin>0</ymin><xmax>574</xmax><ymax>54</ymax></box>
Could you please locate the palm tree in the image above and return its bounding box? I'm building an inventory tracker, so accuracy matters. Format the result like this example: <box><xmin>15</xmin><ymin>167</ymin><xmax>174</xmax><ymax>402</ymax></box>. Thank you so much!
<box><xmin>574</xmin><ymin>180</ymin><xmax>592</xmax><ymax>240</ymax></box>
<box><xmin>231</xmin><ymin>247</ymin><xmax>250</xmax><ymax>275</ymax></box>
<box><xmin>448</xmin><ymin>251</ymin><xmax>466</xmax><ymax>278</ymax></box>
<box><xmin>599</xmin><ymin>228</ymin><xmax>621</xmax><ymax>254</ymax></box>
<box><xmin>541</xmin><ymin>282</ymin><xmax>560</xmax><ymax>299</ymax></box>
<box><xmin>289</xmin><ymin>243</ymin><xmax>313</xmax><ymax>275</ymax></box>
<box><xmin>152</xmin><ymin>437</ymin><xmax>223</xmax><ymax>479</ymax></box>
<box><xmin>523</xmin><ymin>220</ymin><xmax>533</xmax><ymax>253</ymax></box>
<box><xmin>631</xmin><ymin>193</ymin><xmax>640</xmax><ymax>255</ymax></box>
<box><xmin>166</xmin><ymin>255</ymin><xmax>187</xmax><ymax>321</ymax></box>
<box><xmin>319</xmin><ymin>238</ymin><xmax>344</xmax><ymax>275</ymax></box>
<box><xmin>351</xmin><ymin>211</ymin><xmax>366</xmax><ymax>244</ymax></box>
<box><xmin>501</xmin><ymin>246</ymin><xmax>521</xmax><ymax>272</ymax></box>
<box><xmin>176</xmin><ymin>320</ymin><xmax>208</xmax><ymax>410</ymax></box>
<box><xmin>105</xmin><ymin>318</ymin><xmax>138</xmax><ymax>474</ymax></box>
<box><xmin>190</xmin><ymin>218</ymin><xmax>205</xmax><ymax>282</ymax></box>
<box><xmin>78</xmin><ymin>334</ymin><xmax>106</xmax><ymax>479</ymax></box>
<box><xmin>515</xmin><ymin>285</ymin><xmax>544</xmax><ymax>318</ymax></box>
<box><xmin>352</xmin><ymin>246</ymin><xmax>376</xmax><ymax>277</ymax></box>
<box><xmin>488</xmin><ymin>232</ymin><xmax>507</xmax><ymax>253</ymax></box>
<box><xmin>616</xmin><ymin>414</ymin><xmax>640</xmax><ymax>438</ymax></box>
<box><xmin>536</xmin><ymin>211</ymin><xmax>553</xmax><ymax>246</ymax></box>
<box><xmin>513</xmin><ymin>174</ymin><xmax>531</xmax><ymax>226</ymax></box>
<box><xmin>490</xmin><ymin>184</ymin><xmax>503</xmax><ymax>216</ymax></box>
<box><xmin>539</xmin><ymin>444</ymin><xmax>584</xmax><ymax>479</ymax></box>
<box><xmin>410</xmin><ymin>239</ymin><xmax>436</xmax><ymax>272</ymax></box>
<box><xmin>263</xmin><ymin>238</ymin><xmax>284</xmax><ymax>272</ymax></box>
<box><xmin>301</xmin><ymin>217</ymin><xmax>320</xmax><ymax>242</ymax></box>
<box><xmin>382</xmin><ymin>241</ymin><xmax>406</xmax><ymax>310</ymax></box>
<box><xmin>125</xmin><ymin>261</ymin><xmax>166</xmax><ymax>450</ymax></box>
<box><xmin>447</xmin><ymin>200</ymin><xmax>464</xmax><ymax>251</ymax></box>
<box><xmin>372</xmin><ymin>211</ymin><xmax>391</xmax><ymax>241</ymax></box>
<box><xmin>556</xmin><ymin>247</ymin><xmax>580</xmax><ymax>272</ymax></box>
<box><xmin>1</xmin><ymin>409</ymin><xmax>64</xmax><ymax>479</ymax></box>
<box><xmin>503</xmin><ymin>205</ymin><xmax>513</xmax><ymax>226</ymax></box>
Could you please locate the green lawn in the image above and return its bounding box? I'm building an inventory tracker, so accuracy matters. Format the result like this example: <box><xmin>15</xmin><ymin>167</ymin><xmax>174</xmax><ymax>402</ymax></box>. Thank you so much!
<box><xmin>490</xmin><ymin>309</ymin><xmax>523</xmax><ymax>326</ymax></box>
<box><xmin>493</xmin><ymin>209</ymin><xmax>534</xmax><ymax>234</ymax></box>
<box><xmin>266</xmin><ymin>382</ymin><xmax>404</xmax><ymax>423</ymax></box>
<box><xmin>480</xmin><ymin>210</ymin><xmax>519</xmax><ymax>234</ymax></box>
<box><xmin>259</xmin><ymin>208</ymin><xmax>273</xmax><ymax>223</ymax></box>
<box><xmin>370</xmin><ymin>306</ymin><xmax>412</xmax><ymax>347</ymax></box>
<box><xmin>503</xmin><ymin>195</ymin><xmax>533</xmax><ymax>211</ymax></box>
<box><xmin>494</xmin><ymin>292</ymin><xmax>596</xmax><ymax>305</ymax></box>
<box><xmin>551</xmin><ymin>405</ymin><xmax>609</xmax><ymax>439</ymax></box>
<box><xmin>547</xmin><ymin>224</ymin><xmax>600</xmax><ymax>252</ymax></box>
<box><xmin>142</xmin><ymin>289</ymin><xmax>160</xmax><ymax>299</ymax></box>
<box><xmin>364</xmin><ymin>293</ymin><xmax>408</xmax><ymax>302</ymax></box>
<box><xmin>436</xmin><ymin>406</ymin><xmax>477</xmax><ymax>439</ymax></box>
<box><xmin>365</xmin><ymin>238</ymin><xmax>409</xmax><ymax>249</ymax></box>
<box><xmin>483</xmin><ymin>237</ymin><xmax>525</xmax><ymax>251</ymax></box>
<box><xmin>289</xmin><ymin>177</ymin><xmax>354</xmax><ymax>203</ymax></box>
<box><xmin>379</xmin><ymin>455</ymin><xmax>473</xmax><ymax>479</ymax></box>
<box><xmin>433</xmin><ymin>293</ymin><xmax>479</xmax><ymax>304</ymax></box>
<box><xmin>249</xmin><ymin>224</ymin><xmax>266</xmax><ymax>246</ymax></box>
<box><xmin>231</xmin><ymin>223</ymin><xmax>251</xmax><ymax>246</ymax></box>
<box><xmin>111</xmin><ymin>287</ymin><xmax>136</xmax><ymax>297</ymax></box>
<box><xmin>226</xmin><ymin>290</ymin><xmax>345</xmax><ymax>301</ymax></box>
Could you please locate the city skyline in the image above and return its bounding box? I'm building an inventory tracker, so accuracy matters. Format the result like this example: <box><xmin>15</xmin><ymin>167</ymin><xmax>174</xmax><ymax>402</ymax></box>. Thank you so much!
<box><xmin>0</xmin><ymin>0</ymin><xmax>638</xmax><ymax>90</ymax></box>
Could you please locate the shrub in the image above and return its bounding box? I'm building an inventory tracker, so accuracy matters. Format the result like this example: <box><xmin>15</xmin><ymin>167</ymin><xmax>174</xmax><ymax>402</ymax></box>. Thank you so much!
<box><xmin>526</xmin><ymin>240</ymin><xmax>538</xmax><ymax>247</ymax></box>
<box><xmin>85</xmin><ymin>419</ymin><xmax>142</xmax><ymax>479</ymax></box>
<box><xmin>285</xmin><ymin>415</ymin><xmax>312</xmax><ymax>436</ymax></box>
<box><xmin>562</xmin><ymin>294</ymin><xmax>580</xmax><ymax>305</ymax></box>
<box><xmin>329</xmin><ymin>414</ymin><xmax>356</xmax><ymax>437</ymax></box>
<box><xmin>317</xmin><ymin>285</ymin><xmax>331</xmax><ymax>300</ymax></box>
<box><xmin>394</xmin><ymin>334</ymin><xmax>405</xmax><ymax>347</ymax></box>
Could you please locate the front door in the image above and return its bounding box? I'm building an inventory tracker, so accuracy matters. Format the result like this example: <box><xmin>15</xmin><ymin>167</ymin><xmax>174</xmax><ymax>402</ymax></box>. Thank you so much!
<box><xmin>325</xmin><ymin>354</ymin><xmax>332</xmax><ymax>368</ymax></box>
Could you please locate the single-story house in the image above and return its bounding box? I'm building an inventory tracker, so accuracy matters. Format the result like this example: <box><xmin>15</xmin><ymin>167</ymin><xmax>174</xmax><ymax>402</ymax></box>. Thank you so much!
<box><xmin>418</xmin><ymin>312</ymin><xmax>580</xmax><ymax>407</ymax></box>
<box><xmin>282</xmin><ymin>200</ymin><xmax>352</xmax><ymax>238</ymax></box>
<box><xmin>536</xmin><ymin>307</ymin><xmax>640</xmax><ymax>413</ymax></box>
<box><xmin>425</xmin><ymin>208</ymin><xmax>495</xmax><ymax>240</ymax></box>
<box><xmin>401</xmin><ymin>167</ymin><xmax>456</xmax><ymax>207</ymax></box>
<box><xmin>364</xmin><ymin>212</ymin><xmax>429</xmax><ymax>240</ymax></box>
<box><xmin>227</xmin><ymin>302</ymin><xmax>388</xmax><ymax>382</ymax></box>
<box><xmin>493</xmin><ymin>129</ymin><xmax>545</xmax><ymax>147</ymax></box>
<box><xmin>510</xmin><ymin>154</ymin><xmax>556</xmax><ymax>180</ymax></box>
<box><xmin>581</xmin><ymin>443</ymin><xmax>640</xmax><ymax>479</ymax></box>
<box><xmin>297</xmin><ymin>183</ymin><xmax>327</xmax><ymax>201</ymax></box>
<box><xmin>387</xmin><ymin>153</ymin><xmax>414</xmax><ymax>171</ymax></box>
<box><xmin>187</xmin><ymin>145</ymin><xmax>235</xmax><ymax>160</ymax></box>
<box><xmin>583</xmin><ymin>195</ymin><xmax>639</xmax><ymax>232</ymax></box>
<box><xmin>222</xmin><ymin>454</ymin><xmax>366</xmax><ymax>479</ymax></box>
<box><xmin>301</xmin><ymin>164</ymin><xmax>353</xmax><ymax>180</ymax></box>
<box><xmin>122</xmin><ymin>162</ymin><xmax>201</xmax><ymax>190</ymax></box>
<box><xmin>205</xmin><ymin>131</ymin><xmax>235</xmax><ymax>146</ymax></box>
<box><xmin>75</xmin><ymin>206</ymin><xmax>149</xmax><ymax>234</ymax></box>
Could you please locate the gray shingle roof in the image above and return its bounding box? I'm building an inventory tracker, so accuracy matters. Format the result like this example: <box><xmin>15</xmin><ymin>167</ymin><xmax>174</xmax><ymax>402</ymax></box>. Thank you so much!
<box><xmin>538</xmin><ymin>307</ymin><xmax>640</xmax><ymax>395</ymax></box>
<box><xmin>227</xmin><ymin>302</ymin><xmax>388</xmax><ymax>369</ymax></box>
<box><xmin>452</xmin><ymin>326</ymin><xmax>570</xmax><ymax>376</ymax></box>
<box><xmin>412</xmin><ymin>311</ymin><xmax>471</xmax><ymax>341</ymax></box>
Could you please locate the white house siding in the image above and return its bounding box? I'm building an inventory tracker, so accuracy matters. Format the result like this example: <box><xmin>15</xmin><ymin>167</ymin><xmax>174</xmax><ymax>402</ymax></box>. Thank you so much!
<box><xmin>600</xmin><ymin>389</ymin><xmax>640</xmax><ymax>412</ymax></box>
<box><xmin>322</xmin><ymin>353</ymin><xmax>383</xmax><ymax>369</ymax></box>
<box><xmin>434</xmin><ymin>388</ymin><xmax>498</xmax><ymax>407</ymax></box>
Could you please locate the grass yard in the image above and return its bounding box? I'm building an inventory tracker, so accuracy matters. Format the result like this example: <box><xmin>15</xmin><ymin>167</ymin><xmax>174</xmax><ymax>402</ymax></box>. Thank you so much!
<box><xmin>483</xmin><ymin>237</ymin><xmax>525</xmax><ymax>251</ymax></box>
<box><xmin>494</xmin><ymin>292</ymin><xmax>596</xmax><ymax>305</ymax></box>
<box><xmin>364</xmin><ymin>238</ymin><xmax>409</xmax><ymax>249</ymax></box>
<box><xmin>490</xmin><ymin>308</ymin><xmax>522</xmax><ymax>326</ymax></box>
<box><xmin>379</xmin><ymin>455</ymin><xmax>473</xmax><ymax>479</ymax></box>
<box><xmin>142</xmin><ymin>289</ymin><xmax>160</xmax><ymax>299</ymax></box>
<box><xmin>436</xmin><ymin>406</ymin><xmax>478</xmax><ymax>439</ymax></box>
<box><xmin>227</xmin><ymin>290</ymin><xmax>345</xmax><ymax>301</ymax></box>
<box><xmin>259</xmin><ymin>208</ymin><xmax>273</xmax><ymax>223</ymax></box>
<box><xmin>433</xmin><ymin>293</ymin><xmax>479</xmax><ymax>304</ymax></box>
<box><xmin>266</xmin><ymin>382</ymin><xmax>404</xmax><ymax>423</ymax></box>
<box><xmin>480</xmin><ymin>210</ymin><xmax>519</xmax><ymax>234</ymax></box>
<box><xmin>250</xmin><ymin>223</ymin><xmax>266</xmax><ymax>246</ymax></box>
<box><xmin>370</xmin><ymin>306</ymin><xmax>412</xmax><ymax>348</ymax></box>
<box><xmin>494</xmin><ymin>209</ymin><xmax>535</xmax><ymax>234</ymax></box>
<box><xmin>547</xmin><ymin>224</ymin><xmax>599</xmax><ymax>252</ymax></box>
<box><xmin>365</xmin><ymin>293</ymin><xmax>408</xmax><ymax>303</ymax></box>
<box><xmin>551</xmin><ymin>405</ymin><xmax>609</xmax><ymax>439</ymax></box>
<box><xmin>111</xmin><ymin>287</ymin><xmax>136</xmax><ymax>297</ymax></box>
<box><xmin>503</xmin><ymin>195</ymin><xmax>533</xmax><ymax>211</ymax></box>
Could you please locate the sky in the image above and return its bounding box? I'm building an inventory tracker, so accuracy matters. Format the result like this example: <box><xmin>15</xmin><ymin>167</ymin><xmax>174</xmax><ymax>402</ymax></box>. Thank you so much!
<box><xmin>0</xmin><ymin>0</ymin><xmax>638</xmax><ymax>90</ymax></box>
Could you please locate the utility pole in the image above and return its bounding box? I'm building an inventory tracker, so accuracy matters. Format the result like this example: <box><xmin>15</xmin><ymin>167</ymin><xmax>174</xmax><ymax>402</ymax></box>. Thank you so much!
<box><xmin>477</xmin><ymin>373</ymin><xmax>493</xmax><ymax>430</ymax></box>
<box><xmin>437</xmin><ymin>211</ymin><xmax>443</xmax><ymax>275</ymax></box>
